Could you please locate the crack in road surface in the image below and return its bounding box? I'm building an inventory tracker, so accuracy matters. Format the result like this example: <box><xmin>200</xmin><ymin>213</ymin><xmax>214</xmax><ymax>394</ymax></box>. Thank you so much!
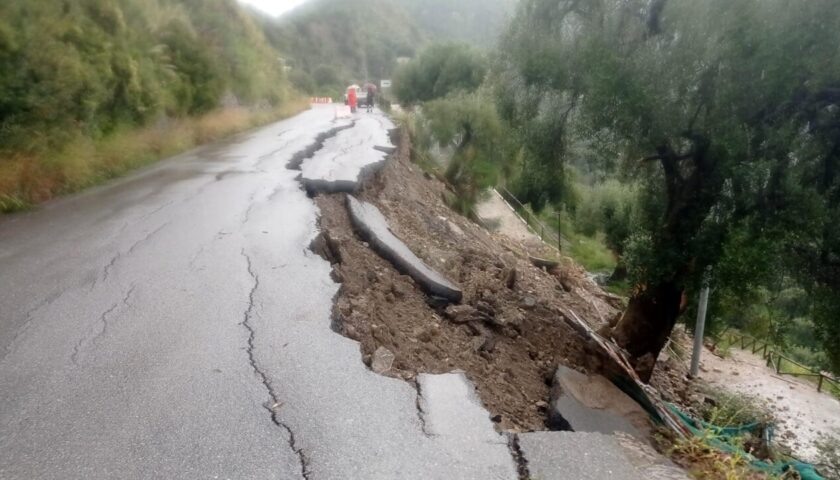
<box><xmin>99</xmin><ymin>222</ymin><xmax>170</xmax><ymax>285</ymax></box>
<box><xmin>507</xmin><ymin>434</ymin><xmax>532</xmax><ymax>480</ymax></box>
<box><xmin>240</xmin><ymin>249</ymin><xmax>311</xmax><ymax>480</ymax></box>
<box><xmin>286</xmin><ymin>122</ymin><xmax>355</xmax><ymax>171</ymax></box>
<box><xmin>413</xmin><ymin>381</ymin><xmax>435</xmax><ymax>437</ymax></box>
<box><xmin>71</xmin><ymin>284</ymin><xmax>137</xmax><ymax>365</ymax></box>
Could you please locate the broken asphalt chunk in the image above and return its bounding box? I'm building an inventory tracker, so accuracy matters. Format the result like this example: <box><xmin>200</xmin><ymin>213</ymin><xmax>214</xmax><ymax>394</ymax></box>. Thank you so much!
<box><xmin>346</xmin><ymin>195</ymin><xmax>462</xmax><ymax>303</ymax></box>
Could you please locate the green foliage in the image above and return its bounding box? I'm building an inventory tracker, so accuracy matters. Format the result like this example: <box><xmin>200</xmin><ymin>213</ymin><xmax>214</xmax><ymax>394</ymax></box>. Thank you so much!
<box><xmin>0</xmin><ymin>0</ymin><xmax>301</xmax><ymax>209</ymax></box>
<box><xmin>421</xmin><ymin>91</ymin><xmax>511</xmax><ymax>213</ymax></box>
<box><xmin>0</xmin><ymin>0</ymin><xmax>291</xmax><ymax>154</ymax></box>
<box><xmin>288</xmin><ymin>69</ymin><xmax>316</xmax><ymax>95</ymax></box>
<box><xmin>571</xmin><ymin>179</ymin><xmax>638</xmax><ymax>255</ymax></box>
<box><xmin>394</xmin><ymin>44</ymin><xmax>488</xmax><ymax>105</ymax></box>
<box><xmin>400</xmin><ymin>0</ymin><xmax>518</xmax><ymax>46</ymax></box>
<box><xmin>699</xmin><ymin>387</ymin><xmax>775</xmax><ymax>428</ymax></box>
<box><xmin>566</xmin><ymin>232</ymin><xmax>617</xmax><ymax>274</ymax></box>
<box><xmin>495</xmin><ymin>0</ymin><xmax>840</xmax><ymax>368</ymax></box>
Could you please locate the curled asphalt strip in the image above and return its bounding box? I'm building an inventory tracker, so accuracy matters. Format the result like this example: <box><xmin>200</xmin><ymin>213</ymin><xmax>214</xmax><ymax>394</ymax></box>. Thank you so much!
<box><xmin>345</xmin><ymin>195</ymin><xmax>463</xmax><ymax>303</ymax></box>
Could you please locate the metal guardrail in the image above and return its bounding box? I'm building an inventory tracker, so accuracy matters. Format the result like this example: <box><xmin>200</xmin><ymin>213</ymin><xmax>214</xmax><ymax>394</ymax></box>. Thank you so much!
<box><xmin>714</xmin><ymin>329</ymin><xmax>840</xmax><ymax>396</ymax></box>
<box><xmin>496</xmin><ymin>187</ymin><xmax>569</xmax><ymax>252</ymax></box>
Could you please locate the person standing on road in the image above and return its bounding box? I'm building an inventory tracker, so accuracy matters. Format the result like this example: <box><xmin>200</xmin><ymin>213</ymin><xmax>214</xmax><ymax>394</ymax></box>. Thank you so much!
<box><xmin>347</xmin><ymin>85</ymin><xmax>358</xmax><ymax>113</ymax></box>
<box><xmin>366</xmin><ymin>84</ymin><xmax>376</xmax><ymax>112</ymax></box>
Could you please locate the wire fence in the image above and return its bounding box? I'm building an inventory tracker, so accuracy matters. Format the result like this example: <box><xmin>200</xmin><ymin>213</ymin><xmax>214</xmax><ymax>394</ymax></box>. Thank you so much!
<box><xmin>496</xmin><ymin>187</ymin><xmax>570</xmax><ymax>252</ymax></box>
<box><xmin>712</xmin><ymin>329</ymin><xmax>840</xmax><ymax>398</ymax></box>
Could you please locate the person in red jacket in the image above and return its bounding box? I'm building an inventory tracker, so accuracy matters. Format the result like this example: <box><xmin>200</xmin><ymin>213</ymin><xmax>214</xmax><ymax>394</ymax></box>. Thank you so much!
<box><xmin>347</xmin><ymin>86</ymin><xmax>358</xmax><ymax>113</ymax></box>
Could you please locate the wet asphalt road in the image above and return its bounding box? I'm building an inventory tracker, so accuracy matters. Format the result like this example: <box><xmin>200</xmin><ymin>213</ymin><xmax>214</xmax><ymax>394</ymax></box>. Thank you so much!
<box><xmin>0</xmin><ymin>106</ymin><xmax>515</xmax><ymax>479</ymax></box>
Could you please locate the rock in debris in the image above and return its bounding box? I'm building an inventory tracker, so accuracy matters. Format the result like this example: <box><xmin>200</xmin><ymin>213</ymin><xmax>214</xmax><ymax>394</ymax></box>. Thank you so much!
<box><xmin>475</xmin><ymin>301</ymin><xmax>495</xmax><ymax>317</ymax></box>
<box><xmin>371</xmin><ymin>346</ymin><xmax>395</xmax><ymax>374</ymax></box>
<box><xmin>444</xmin><ymin>305</ymin><xmax>482</xmax><ymax>324</ymax></box>
<box><xmin>548</xmin><ymin>366</ymin><xmax>650</xmax><ymax>442</ymax></box>
<box><xmin>503</xmin><ymin>267</ymin><xmax>518</xmax><ymax>290</ymax></box>
<box><xmin>520</xmin><ymin>296</ymin><xmax>538</xmax><ymax>310</ymax></box>
<box><xmin>309</xmin><ymin>230</ymin><xmax>343</xmax><ymax>265</ymax></box>
<box><xmin>530</xmin><ymin>256</ymin><xmax>560</xmax><ymax>270</ymax></box>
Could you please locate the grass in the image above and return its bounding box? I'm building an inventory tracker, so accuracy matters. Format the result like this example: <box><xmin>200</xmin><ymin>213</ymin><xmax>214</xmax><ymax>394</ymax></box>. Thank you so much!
<box><xmin>698</xmin><ymin>387</ymin><xmax>775</xmax><ymax>428</ymax></box>
<box><xmin>664</xmin><ymin>432</ymin><xmax>789</xmax><ymax>480</ymax></box>
<box><xmin>606</xmin><ymin>279</ymin><xmax>632</xmax><ymax>297</ymax></box>
<box><xmin>0</xmin><ymin>98</ymin><xmax>310</xmax><ymax>213</ymax></box>
<box><xmin>566</xmin><ymin>230</ymin><xmax>617</xmax><ymax>273</ymax></box>
<box><xmin>659</xmin><ymin>389</ymin><xmax>787</xmax><ymax>480</ymax></box>
<box><xmin>531</xmin><ymin>208</ymin><xmax>618</xmax><ymax>273</ymax></box>
<box><xmin>665</xmin><ymin>433</ymin><xmax>768</xmax><ymax>480</ymax></box>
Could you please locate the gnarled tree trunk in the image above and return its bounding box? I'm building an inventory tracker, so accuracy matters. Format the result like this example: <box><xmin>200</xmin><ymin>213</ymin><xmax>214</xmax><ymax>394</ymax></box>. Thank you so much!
<box><xmin>610</xmin><ymin>282</ymin><xmax>684</xmax><ymax>382</ymax></box>
<box><xmin>610</xmin><ymin>138</ymin><xmax>719</xmax><ymax>382</ymax></box>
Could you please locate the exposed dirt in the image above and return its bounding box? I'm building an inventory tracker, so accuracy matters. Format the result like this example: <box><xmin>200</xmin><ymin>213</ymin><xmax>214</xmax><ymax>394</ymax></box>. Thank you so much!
<box><xmin>311</xmin><ymin>128</ymin><xmax>620</xmax><ymax>432</ymax></box>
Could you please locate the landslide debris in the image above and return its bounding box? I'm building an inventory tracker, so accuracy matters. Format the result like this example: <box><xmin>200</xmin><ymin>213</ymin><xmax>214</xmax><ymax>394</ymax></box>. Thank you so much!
<box><xmin>311</xmin><ymin>127</ymin><xmax>621</xmax><ymax>432</ymax></box>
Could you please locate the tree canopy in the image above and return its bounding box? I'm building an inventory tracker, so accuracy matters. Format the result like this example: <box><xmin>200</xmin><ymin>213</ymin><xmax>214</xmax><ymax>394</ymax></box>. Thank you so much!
<box><xmin>394</xmin><ymin>44</ymin><xmax>488</xmax><ymax>105</ymax></box>
<box><xmin>496</xmin><ymin>0</ymin><xmax>840</xmax><ymax>376</ymax></box>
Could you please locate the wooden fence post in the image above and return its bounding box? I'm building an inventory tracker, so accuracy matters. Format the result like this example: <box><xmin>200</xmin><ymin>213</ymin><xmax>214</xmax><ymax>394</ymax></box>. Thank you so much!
<box><xmin>776</xmin><ymin>355</ymin><xmax>782</xmax><ymax>374</ymax></box>
<box><xmin>818</xmin><ymin>375</ymin><xmax>824</xmax><ymax>393</ymax></box>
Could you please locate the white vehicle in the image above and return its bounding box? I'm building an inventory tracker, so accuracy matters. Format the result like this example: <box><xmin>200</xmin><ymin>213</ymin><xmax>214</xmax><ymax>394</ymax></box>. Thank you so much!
<box><xmin>343</xmin><ymin>84</ymin><xmax>369</xmax><ymax>105</ymax></box>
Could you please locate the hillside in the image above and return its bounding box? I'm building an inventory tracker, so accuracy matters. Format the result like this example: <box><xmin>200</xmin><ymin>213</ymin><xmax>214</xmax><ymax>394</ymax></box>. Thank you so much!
<box><xmin>0</xmin><ymin>0</ymin><xmax>298</xmax><ymax>210</ymax></box>
<box><xmin>402</xmin><ymin>0</ymin><xmax>519</xmax><ymax>46</ymax></box>
<box><xmin>259</xmin><ymin>0</ymin><xmax>517</xmax><ymax>92</ymax></box>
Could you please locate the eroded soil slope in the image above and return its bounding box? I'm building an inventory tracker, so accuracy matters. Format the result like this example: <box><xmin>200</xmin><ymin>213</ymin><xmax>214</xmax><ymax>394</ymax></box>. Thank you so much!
<box><xmin>312</xmin><ymin>129</ymin><xmax>620</xmax><ymax>431</ymax></box>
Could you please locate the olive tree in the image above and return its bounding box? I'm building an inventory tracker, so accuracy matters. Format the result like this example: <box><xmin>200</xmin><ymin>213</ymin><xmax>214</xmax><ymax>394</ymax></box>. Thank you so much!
<box><xmin>497</xmin><ymin>0</ymin><xmax>840</xmax><ymax>379</ymax></box>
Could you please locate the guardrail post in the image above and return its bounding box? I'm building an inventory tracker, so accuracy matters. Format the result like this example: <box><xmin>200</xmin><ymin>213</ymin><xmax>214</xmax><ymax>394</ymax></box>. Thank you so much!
<box><xmin>690</xmin><ymin>269</ymin><xmax>711</xmax><ymax>378</ymax></box>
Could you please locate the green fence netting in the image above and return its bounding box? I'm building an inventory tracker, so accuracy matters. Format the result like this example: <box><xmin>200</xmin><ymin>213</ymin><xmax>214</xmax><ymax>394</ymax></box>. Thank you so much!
<box><xmin>668</xmin><ymin>404</ymin><xmax>824</xmax><ymax>480</ymax></box>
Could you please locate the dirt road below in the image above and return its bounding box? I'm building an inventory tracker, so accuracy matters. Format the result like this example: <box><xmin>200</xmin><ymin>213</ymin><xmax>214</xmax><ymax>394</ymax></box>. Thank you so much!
<box><xmin>700</xmin><ymin>347</ymin><xmax>840</xmax><ymax>462</ymax></box>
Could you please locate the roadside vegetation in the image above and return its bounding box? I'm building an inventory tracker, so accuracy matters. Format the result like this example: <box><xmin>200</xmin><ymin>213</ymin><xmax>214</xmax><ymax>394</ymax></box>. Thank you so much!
<box><xmin>0</xmin><ymin>0</ymin><xmax>301</xmax><ymax>212</ymax></box>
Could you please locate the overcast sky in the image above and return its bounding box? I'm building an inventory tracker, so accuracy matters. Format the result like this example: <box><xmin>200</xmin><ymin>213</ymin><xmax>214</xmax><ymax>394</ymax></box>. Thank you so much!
<box><xmin>239</xmin><ymin>0</ymin><xmax>307</xmax><ymax>17</ymax></box>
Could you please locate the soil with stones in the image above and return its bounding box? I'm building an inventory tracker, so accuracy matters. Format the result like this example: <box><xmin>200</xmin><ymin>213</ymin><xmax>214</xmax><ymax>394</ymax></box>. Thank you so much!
<box><xmin>311</xmin><ymin>128</ymin><xmax>621</xmax><ymax>432</ymax></box>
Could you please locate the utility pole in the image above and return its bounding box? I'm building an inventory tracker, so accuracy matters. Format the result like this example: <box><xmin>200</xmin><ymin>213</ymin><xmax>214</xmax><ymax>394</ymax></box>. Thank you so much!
<box><xmin>689</xmin><ymin>267</ymin><xmax>712</xmax><ymax>378</ymax></box>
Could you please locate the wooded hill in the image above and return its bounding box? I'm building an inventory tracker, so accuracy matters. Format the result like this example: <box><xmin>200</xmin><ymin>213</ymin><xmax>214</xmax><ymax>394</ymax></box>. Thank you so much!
<box><xmin>258</xmin><ymin>0</ymin><xmax>517</xmax><ymax>94</ymax></box>
<box><xmin>0</xmin><ymin>0</ymin><xmax>298</xmax><ymax>210</ymax></box>
<box><xmin>0</xmin><ymin>0</ymin><xmax>292</xmax><ymax>152</ymax></box>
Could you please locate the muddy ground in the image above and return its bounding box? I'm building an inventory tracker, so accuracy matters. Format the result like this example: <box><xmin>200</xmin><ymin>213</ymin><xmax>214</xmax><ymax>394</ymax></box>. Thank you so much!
<box><xmin>310</xmin><ymin>128</ymin><xmax>624</xmax><ymax>432</ymax></box>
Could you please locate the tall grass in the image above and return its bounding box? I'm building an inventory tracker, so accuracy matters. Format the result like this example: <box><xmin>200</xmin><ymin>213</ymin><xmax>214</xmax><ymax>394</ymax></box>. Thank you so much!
<box><xmin>0</xmin><ymin>99</ymin><xmax>309</xmax><ymax>213</ymax></box>
<box><xmin>535</xmin><ymin>208</ymin><xmax>618</xmax><ymax>273</ymax></box>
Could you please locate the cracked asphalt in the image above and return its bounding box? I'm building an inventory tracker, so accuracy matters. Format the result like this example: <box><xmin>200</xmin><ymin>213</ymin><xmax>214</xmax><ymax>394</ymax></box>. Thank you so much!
<box><xmin>0</xmin><ymin>106</ymin><xmax>515</xmax><ymax>479</ymax></box>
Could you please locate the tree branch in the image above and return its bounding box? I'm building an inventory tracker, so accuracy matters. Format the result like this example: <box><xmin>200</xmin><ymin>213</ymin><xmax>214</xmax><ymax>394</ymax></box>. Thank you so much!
<box><xmin>646</xmin><ymin>0</ymin><xmax>668</xmax><ymax>37</ymax></box>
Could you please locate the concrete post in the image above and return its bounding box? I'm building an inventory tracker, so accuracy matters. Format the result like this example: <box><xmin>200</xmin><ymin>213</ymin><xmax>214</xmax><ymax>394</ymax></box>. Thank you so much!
<box><xmin>689</xmin><ymin>270</ymin><xmax>712</xmax><ymax>378</ymax></box>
